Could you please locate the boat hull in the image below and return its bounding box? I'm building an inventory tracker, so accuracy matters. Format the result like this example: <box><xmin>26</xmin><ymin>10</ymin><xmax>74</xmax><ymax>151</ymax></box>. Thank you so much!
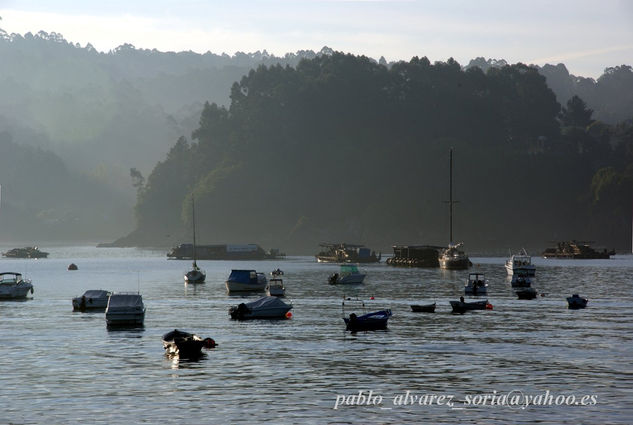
<box><xmin>0</xmin><ymin>282</ymin><xmax>34</xmax><ymax>299</ymax></box>
<box><xmin>344</xmin><ymin>310</ymin><xmax>392</xmax><ymax>332</ymax></box>
<box><xmin>226</xmin><ymin>281</ymin><xmax>267</xmax><ymax>293</ymax></box>
<box><xmin>450</xmin><ymin>300</ymin><xmax>488</xmax><ymax>313</ymax></box>
<box><xmin>410</xmin><ymin>303</ymin><xmax>436</xmax><ymax>313</ymax></box>
<box><xmin>516</xmin><ymin>288</ymin><xmax>538</xmax><ymax>299</ymax></box>
<box><xmin>105</xmin><ymin>310</ymin><xmax>145</xmax><ymax>326</ymax></box>
<box><xmin>184</xmin><ymin>270</ymin><xmax>206</xmax><ymax>284</ymax></box>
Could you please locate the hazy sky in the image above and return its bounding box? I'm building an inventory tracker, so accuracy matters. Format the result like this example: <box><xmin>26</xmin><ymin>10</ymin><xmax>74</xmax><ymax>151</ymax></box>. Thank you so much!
<box><xmin>0</xmin><ymin>0</ymin><xmax>631</xmax><ymax>78</ymax></box>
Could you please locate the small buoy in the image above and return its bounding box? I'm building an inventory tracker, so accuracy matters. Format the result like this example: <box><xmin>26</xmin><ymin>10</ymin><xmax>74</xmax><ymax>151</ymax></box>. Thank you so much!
<box><xmin>285</xmin><ymin>311</ymin><xmax>293</xmax><ymax>319</ymax></box>
<box><xmin>68</xmin><ymin>263</ymin><xmax>78</xmax><ymax>271</ymax></box>
<box><xmin>370</xmin><ymin>296</ymin><xmax>375</xmax><ymax>300</ymax></box>
<box><xmin>486</xmin><ymin>303</ymin><xmax>493</xmax><ymax>310</ymax></box>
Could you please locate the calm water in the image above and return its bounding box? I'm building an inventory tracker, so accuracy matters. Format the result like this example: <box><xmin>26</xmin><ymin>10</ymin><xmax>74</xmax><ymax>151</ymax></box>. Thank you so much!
<box><xmin>0</xmin><ymin>246</ymin><xmax>631</xmax><ymax>424</ymax></box>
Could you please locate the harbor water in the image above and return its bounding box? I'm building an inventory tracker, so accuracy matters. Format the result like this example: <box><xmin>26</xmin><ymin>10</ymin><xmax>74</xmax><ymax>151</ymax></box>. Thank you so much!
<box><xmin>0</xmin><ymin>246</ymin><xmax>631</xmax><ymax>424</ymax></box>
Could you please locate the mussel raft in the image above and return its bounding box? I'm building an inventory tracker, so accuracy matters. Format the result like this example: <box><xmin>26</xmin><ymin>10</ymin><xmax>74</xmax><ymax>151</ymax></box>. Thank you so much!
<box><xmin>386</xmin><ymin>245</ymin><xmax>442</xmax><ymax>268</ymax></box>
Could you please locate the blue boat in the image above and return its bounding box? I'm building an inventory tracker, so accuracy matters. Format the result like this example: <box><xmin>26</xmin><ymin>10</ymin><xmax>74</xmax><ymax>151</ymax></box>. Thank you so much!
<box><xmin>567</xmin><ymin>294</ymin><xmax>588</xmax><ymax>309</ymax></box>
<box><xmin>225</xmin><ymin>269</ymin><xmax>267</xmax><ymax>293</ymax></box>
<box><xmin>344</xmin><ymin>309</ymin><xmax>392</xmax><ymax>332</ymax></box>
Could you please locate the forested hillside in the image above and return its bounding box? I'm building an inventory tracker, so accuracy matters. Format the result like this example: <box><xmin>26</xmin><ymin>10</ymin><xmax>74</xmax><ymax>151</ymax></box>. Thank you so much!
<box><xmin>1</xmin><ymin>30</ymin><xmax>631</xmax><ymax>248</ymax></box>
<box><xmin>121</xmin><ymin>53</ymin><xmax>633</xmax><ymax>253</ymax></box>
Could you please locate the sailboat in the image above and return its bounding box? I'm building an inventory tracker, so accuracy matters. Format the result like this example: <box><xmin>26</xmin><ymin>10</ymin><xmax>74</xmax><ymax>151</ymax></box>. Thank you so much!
<box><xmin>184</xmin><ymin>195</ymin><xmax>206</xmax><ymax>284</ymax></box>
<box><xmin>439</xmin><ymin>148</ymin><xmax>471</xmax><ymax>270</ymax></box>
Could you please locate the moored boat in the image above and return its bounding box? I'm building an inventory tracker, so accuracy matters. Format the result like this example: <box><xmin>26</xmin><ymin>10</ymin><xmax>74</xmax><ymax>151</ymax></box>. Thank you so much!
<box><xmin>225</xmin><ymin>269</ymin><xmax>267</xmax><ymax>293</ymax></box>
<box><xmin>410</xmin><ymin>303</ymin><xmax>436</xmax><ymax>313</ymax></box>
<box><xmin>543</xmin><ymin>241</ymin><xmax>614</xmax><ymax>259</ymax></box>
<box><xmin>450</xmin><ymin>297</ymin><xmax>490</xmax><ymax>314</ymax></box>
<box><xmin>505</xmin><ymin>248</ymin><xmax>536</xmax><ymax>276</ymax></box>
<box><xmin>72</xmin><ymin>289</ymin><xmax>111</xmax><ymax>311</ymax></box>
<box><xmin>162</xmin><ymin>329</ymin><xmax>216</xmax><ymax>358</ymax></box>
<box><xmin>229</xmin><ymin>296</ymin><xmax>293</xmax><ymax>320</ymax></box>
<box><xmin>567</xmin><ymin>294</ymin><xmax>588</xmax><ymax>309</ymax></box>
<box><xmin>184</xmin><ymin>195</ymin><xmax>206</xmax><ymax>284</ymax></box>
<box><xmin>2</xmin><ymin>246</ymin><xmax>48</xmax><ymax>259</ymax></box>
<box><xmin>316</xmin><ymin>243</ymin><xmax>380</xmax><ymax>263</ymax></box>
<box><xmin>0</xmin><ymin>272</ymin><xmax>34</xmax><ymax>299</ymax></box>
<box><xmin>328</xmin><ymin>264</ymin><xmax>366</xmax><ymax>284</ymax></box>
<box><xmin>464</xmin><ymin>272</ymin><xmax>488</xmax><ymax>295</ymax></box>
<box><xmin>344</xmin><ymin>310</ymin><xmax>392</xmax><ymax>332</ymax></box>
<box><xmin>439</xmin><ymin>149</ymin><xmax>470</xmax><ymax>270</ymax></box>
<box><xmin>266</xmin><ymin>277</ymin><xmax>286</xmax><ymax>297</ymax></box>
<box><xmin>510</xmin><ymin>273</ymin><xmax>533</xmax><ymax>288</ymax></box>
<box><xmin>105</xmin><ymin>293</ymin><xmax>146</xmax><ymax>327</ymax></box>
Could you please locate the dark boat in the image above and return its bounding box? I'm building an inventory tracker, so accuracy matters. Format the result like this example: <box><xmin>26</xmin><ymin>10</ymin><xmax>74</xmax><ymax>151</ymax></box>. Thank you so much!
<box><xmin>410</xmin><ymin>303</ymin><xmax>436</xmax><ymax>313</ymax></box>
<box><xmin>168</xmin><ymin>243</ymin><xmax>284</xmax><ymax>261</ymax></box>
<box><xmin>450</xmin><ymin>298</ymin><xmax>489</xmax><ymax>314</ymax></box>
<box><xmin>542</xmin><ymin>241</ymin><xmax>614</xmax><ymax>259</ymax></box>
<box><xmin>344</xmin><ymin>310</ymin><xmax>392</xmax><ymax>332</ymax></box>
<box><xmin>162</xmin><ymin>329</ymin><xmax>216</xmax><ymax>358</ymax></box>
<box><xmin>516</xmin><ymin>288</ymin><xmax>538</xmax><ymax>300</ymax></box>
<box><xmin>229</xmin><ymin>296</ymin><xmax>293</xmax><ymax>320</ymax></box>
<box><xmin>316</xmin><ymin>243</ymin><xmax>381</xmax><ymax>263</ymax></box>
<box><xmin>567</xmin><ymin>294</ymin><xmax>588</xmax><ymax>309</ymax></box>
<box><xmin>2</xmin><ymin>246</ymin><xmax>49</xmax><ymax>259</ymax></box>
<box><xmin>510</xmin><ymin>273</ymin><xmax>532</xmax><ymax>288</ymax></box>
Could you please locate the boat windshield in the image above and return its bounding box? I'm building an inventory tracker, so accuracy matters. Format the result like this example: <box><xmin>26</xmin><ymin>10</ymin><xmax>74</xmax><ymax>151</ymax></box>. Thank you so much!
<box><xmin>340</xmin><ymin>265</ymin><xmax>359</xmax><ymax>274</ymax></box>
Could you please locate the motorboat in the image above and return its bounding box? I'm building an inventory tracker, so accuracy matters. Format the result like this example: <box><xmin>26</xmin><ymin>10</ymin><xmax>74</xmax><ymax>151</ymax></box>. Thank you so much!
<box><xmin>184</xmin><ymin>195</ymin><xmax>206</xmax><ymax>284</ymax></box>
<box><xmin>72</xmin><ymin>289</ymin><xmax>111</xmax><ymax>311</ymax></box>
<box><xmin>105</xmin><ymin>293</ymin><xmax>146</xmax><ymax>327</ymax></box>
<box><xmin>511</xmin><ymin>273</ymin><xmax>533</xmax><ymax>288</ymax></box>
<box><xmin>229</xmin><ymin>296</ymin><xmax>293</xmax><ymax>320</ymax></box>
<box><xmin>328</xmin><ymin>264</ymin><xmax>366</xmax><ymax>284</ymax></box>
<box><xmin>0</xmin><ymin>272</ymin><xmax>34</xmax><ymax>299</ymax></box>
<box><xmin>271</xmin><ymin>268</ymin><xmax>284</xmax><ymax>276</ymax></box>
<box><xmin>266</xmin><ymin>277</ymin><xmax>286</xmax><ymax>297</ymax></box>
<box><xmin>567</xmin><ymin>294</ymin><xmax>588</xmax><ymax>309</ymax></box>
<box><xmin>450</xmin><ymin>297</ymin><xmax>490</xmax><ymax>314</ymax></box>
<box><xmin>464</xmin><ymin>272</ymin><xmax>488</xmax><ymax>295</ymax></box>
<box><xmin>410</xmin><ymin>303</ymin><xmax>436</xmax><ymax>313</ymax></box>
<box><xmin>344</xmin><ymin>310</ymin><xmax>392</xmax><ymax>332</ymax></box>
<box><xmin>162</xmin><ymin>329</ymin><xmax>216</xmax><ymax>358</ymax></box>
<box><xmin>225</xmin><ymin>269</ymin><xmax>267</xmax><ymax>293</ymax></box>
<box><xmin>505</xmin><ymin>249</ymin><xmax>536</xmax><ymax>276</ymax></box>
<box><xmin>516</xmin><ymin>288</ymin><xmax>538</xmax><ymax>300</ymax></box>
<box><xmin>2</xmin><ymin>246</ymin><xmax>49</xmax><ymax>259</ymax></box>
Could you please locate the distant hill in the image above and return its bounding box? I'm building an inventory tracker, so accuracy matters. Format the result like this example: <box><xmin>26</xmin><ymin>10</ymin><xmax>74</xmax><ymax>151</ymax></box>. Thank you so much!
<box><xmin>466</xmin><ymin>57</ymin><xmax>633</xmax><ymax>124</ymax></box>
<box><xmin>118</xmin><ymin>53</ymin><xmax>633</xmax><ymax>254</ymax></box>
<box><xmin>0</xmin><ymin>30</ymin><xmax>631</xmax><ymax>248</ymax></box>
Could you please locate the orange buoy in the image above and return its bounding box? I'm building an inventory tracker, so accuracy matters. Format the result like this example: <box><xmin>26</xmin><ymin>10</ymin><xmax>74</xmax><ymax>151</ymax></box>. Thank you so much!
<box><xmin>285</xmin><ymin>311</ymin><xmax>293</xmax><ymax>319</ymax></box>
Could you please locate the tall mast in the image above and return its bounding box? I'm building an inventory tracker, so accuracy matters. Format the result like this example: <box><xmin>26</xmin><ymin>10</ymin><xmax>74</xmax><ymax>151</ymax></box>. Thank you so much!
<box><xmin>449</xmin><ymin>148</ymin><xmax>453</xmax><ymax>245</ymax></box>
<box><xmin>192</xmin><ymin>195</ymin><xmax>197</xmax><ymax>267</ymax></box>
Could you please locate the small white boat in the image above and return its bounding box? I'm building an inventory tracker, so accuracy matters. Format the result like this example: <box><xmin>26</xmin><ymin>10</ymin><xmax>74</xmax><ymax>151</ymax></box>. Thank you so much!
<box><xmin>0</xmin><ymin>272</ymin><xmax>34</xmax><ymax>299</ymax></box>
<box><xmin>464</xmin><ymin>272</ymin><xmax>488</xmax><ymax>295</ymax></box>
<box><xmin>266</xmin><ymin>277</ymin><xmax>286</xmax><ymax>297</ymax></box>
<box><xmin>105</xmin><ymin>293</ymin><xmax>146</xmax><ymax>327</ymax></box>
<box><xmin>225</xmin><ymin>269</ymin><xmax>267</xmax><ymax>293</ymax></box>
<box><xmin>329</xmin><ymin>264</ymin><xmax>365</xmax><ymax>284</ymax></box>
<box><xmin>505</xmin><ymin>249</ymin><xmax>536</xmax><ymax>276</ymax></box>
<box><xmin>229</xmin><ymin>296</ymin><xmax>293</xmax><ymax>320</ymax></box>
<box><xmin>72</xmin><ymin>289</ymin><xmax>111</xmax><ymax>311</ymax></box>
